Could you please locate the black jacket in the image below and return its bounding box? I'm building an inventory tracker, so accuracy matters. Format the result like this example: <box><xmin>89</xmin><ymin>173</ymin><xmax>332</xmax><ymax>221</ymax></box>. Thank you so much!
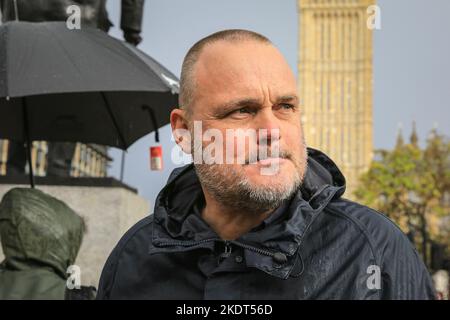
<box><xmin>97</xmin><ymin>148</ymin><xmax>436</xmax><ymax>300</ymax></box>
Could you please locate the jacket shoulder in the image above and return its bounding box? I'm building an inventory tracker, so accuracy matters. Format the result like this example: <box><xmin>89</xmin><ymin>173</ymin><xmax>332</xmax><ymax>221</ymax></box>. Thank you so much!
<box><xmin>326</xmin><ymin>199</ymin><xmax>410</xmax><ymax>252</ymax></box>
<box><xmin>324</xmin><ymin>198</ymin><xmax>435</xmax><ymax>299</ymax></box>
<box><xmin>96</xmin><ymin>214</ymin><xmax>154</xmax><ymax>299</ymax></box>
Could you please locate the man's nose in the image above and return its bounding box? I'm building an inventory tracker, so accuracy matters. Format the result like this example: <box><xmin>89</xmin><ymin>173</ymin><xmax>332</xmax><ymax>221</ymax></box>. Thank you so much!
<box><xmin>253</xmin><ymin>108</ymin><xmax>281</xmax><ymax>145</ymax></box>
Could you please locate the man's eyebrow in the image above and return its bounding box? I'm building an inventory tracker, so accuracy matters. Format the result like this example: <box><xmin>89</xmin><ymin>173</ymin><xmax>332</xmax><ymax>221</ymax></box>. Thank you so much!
<box><xmin>276</xmin><ymin>95</ymin><xmax>299</xmax><ymax>104</ymax></box>
<box><xmin>212</xmin><ymin>94</ymin><xmax>300</xmax><ymax>118</ymax></box>
<box><xmin>213</xmin><ymin>98</ymin><xmax>261</xmax><ymax>117</ymax></box>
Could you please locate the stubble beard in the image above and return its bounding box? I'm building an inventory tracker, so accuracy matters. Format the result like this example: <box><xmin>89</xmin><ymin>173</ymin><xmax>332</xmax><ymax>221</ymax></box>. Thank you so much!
<box><xmin>193</xmin><ymin>140</ymin><xmax>308</xmax><ymax>215</ymax></box>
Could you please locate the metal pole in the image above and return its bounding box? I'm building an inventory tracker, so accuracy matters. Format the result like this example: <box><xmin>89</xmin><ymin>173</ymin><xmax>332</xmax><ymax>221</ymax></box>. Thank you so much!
<box><xmin>142</xmin><ymin>105</ymin><xmax>160</xmax><ymax>143</ymax></box>
<box><xmin>22</xmin><ymin>97</ymin><xmax>35</xmax><ymax>188</ymax></box>
<box><xmin>100</xmin><ymin>92</ymin><xmax>128</xmax><ymax>182</ymax></box>
<box><xmin>120</xmin><ymin>150</ymin><xmax>125</xmax><ymax>182</ymax></box>
<box><xmin>100</xmin><ymin>93</ymin><xmax>127</xmax><ymax>149</ymax></box>
<box><xmin>13</xmin><ymin>0</ymin><xmax>19</xmax><ymax>21</ymax></box>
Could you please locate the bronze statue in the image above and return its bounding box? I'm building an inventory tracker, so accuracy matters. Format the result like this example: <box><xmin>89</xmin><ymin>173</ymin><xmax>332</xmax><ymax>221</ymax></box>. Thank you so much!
<box><xmin>0</xmin><ymin>0</ymin><xmax>145</xmax><ymax>45</ymax></box>
<box><xmin>1</xmin><ymin>0</ymin><xmax>145</xmax><ymax>177</ymax></box>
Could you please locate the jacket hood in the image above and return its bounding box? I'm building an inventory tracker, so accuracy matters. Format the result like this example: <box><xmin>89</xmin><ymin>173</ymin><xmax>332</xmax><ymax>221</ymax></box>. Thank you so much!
<box><xmin>299</xmin><ymin>148</ymin><xmax>346</xmax><ymax>200</ymax></box>
<box><xmin>150</xmin><ymin>148</ymin><xmax>346</xmax><ymax>279</ymax></box>
<box><xmin>0</xmin><ymin>188</ymin><xmax>85</xmax><ymax>278</ymax></box>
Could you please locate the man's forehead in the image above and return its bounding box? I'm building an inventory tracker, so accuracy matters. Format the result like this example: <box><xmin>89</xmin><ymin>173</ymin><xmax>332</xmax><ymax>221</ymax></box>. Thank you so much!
<box><xmin>196</xmin><ymin>40</ymin><xmax>289</xmax><ymax>75</ymax></box>
<box><xmin>194</xmin><ymin>40</ymin><xmax>296</xmax><ymax>97</ymax></box>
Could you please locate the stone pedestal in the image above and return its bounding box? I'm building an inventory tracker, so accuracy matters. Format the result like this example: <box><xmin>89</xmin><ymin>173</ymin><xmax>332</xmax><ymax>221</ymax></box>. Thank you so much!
<box><xmin>0</xmin><ymin>177</ymin><xmax>150</xmax><ymax>288</ymax></box>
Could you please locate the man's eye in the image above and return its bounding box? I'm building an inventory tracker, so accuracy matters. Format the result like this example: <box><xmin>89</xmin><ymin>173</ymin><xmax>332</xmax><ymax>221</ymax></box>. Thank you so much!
<box><xmin>224</xmin><ymin>107</ymin><xmax>253</xmax><ymax>119</ymax></box>
<box><xmin>237</xmin><ymin>107</ymin><xmax>251</xmax><ymax>114</ymax></box>
<box><xmin>229</xmin><ymin>107</ymin><xmax>254</xmax><ymax>116</ymax></box>
<box><xmin>273</xmin><ymin>103</ymin><xmax>295</xmax><ymax>112</ymax></box>
<box><xmin>279</xmin><ymin>103</ymin><xmax>295</xmax><ymax>110</ymax></box>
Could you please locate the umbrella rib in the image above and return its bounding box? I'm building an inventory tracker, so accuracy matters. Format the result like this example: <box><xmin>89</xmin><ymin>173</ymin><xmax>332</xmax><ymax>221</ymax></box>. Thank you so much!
<box><xmin>101</xmin><ymin>92</ymin><xmax>127</xmax><ymax>149</ymax></box>
<box><xmin>142</xmin><ymin>105</ymin><xmax>160</xmax><ymax>143</ymax></box>
<box><xmin>22</xmin><ymin>97</ymin><xmax>35</xmax><ymax>188</ymax></box>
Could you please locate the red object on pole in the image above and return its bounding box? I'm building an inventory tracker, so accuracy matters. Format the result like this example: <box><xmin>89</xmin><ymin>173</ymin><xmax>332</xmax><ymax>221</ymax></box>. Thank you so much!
<box><xmin>150</xmin><ymin>146</ymin><xmax>163</xmax><ymax>171</ymax></box>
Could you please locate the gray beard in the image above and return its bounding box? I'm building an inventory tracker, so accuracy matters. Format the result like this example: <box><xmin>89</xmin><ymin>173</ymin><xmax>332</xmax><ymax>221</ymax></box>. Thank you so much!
<box><xmin>194</xmin><ymin>163</ymin><xmax>303</xmax><ymax>215</ymax></box>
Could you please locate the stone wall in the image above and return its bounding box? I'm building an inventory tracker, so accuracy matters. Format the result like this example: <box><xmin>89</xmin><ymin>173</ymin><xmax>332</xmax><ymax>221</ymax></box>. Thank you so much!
<box><xmin>0</xmin><ymin>184</ymin><xmax>150</xmax><ymax>288</ymax></box>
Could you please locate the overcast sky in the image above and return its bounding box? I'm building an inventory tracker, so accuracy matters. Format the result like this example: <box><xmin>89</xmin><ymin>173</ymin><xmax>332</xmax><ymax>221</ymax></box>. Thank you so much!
<box><xmin>106</xmin><ymin>0</ymin><xmax>450</xmax><ymax>208</ymax></box>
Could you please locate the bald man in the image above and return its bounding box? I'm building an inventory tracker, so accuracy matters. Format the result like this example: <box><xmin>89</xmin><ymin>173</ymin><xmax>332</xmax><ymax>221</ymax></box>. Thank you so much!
<box><xmin>97</xmin><ymin>30</ymin><xmax>435</xmax><ymax>300</ymax></box>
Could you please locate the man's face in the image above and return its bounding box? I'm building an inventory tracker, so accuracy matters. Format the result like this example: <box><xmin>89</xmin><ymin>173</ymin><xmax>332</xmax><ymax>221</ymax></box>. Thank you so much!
<box><xmin>179</xmin><ymin>40</ymin><xmax>307</xmax><ymax>213</ymax></box>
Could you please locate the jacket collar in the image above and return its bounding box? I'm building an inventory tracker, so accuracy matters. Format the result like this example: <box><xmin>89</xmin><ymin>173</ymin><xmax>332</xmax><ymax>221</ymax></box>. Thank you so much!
<box><xmin>149</xmin><ymin>148</ymin><xmax>346</xmax><ymax>279</ymax></box>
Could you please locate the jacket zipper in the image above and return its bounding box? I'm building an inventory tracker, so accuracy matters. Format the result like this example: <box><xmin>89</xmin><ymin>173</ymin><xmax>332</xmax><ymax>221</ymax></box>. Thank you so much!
<box><xmin>230</xmin><ymin>240</ymin><xmax>288</xmax><ymax>264</ymax></box>
<box><xmin>155</xmin><ymin>238</ymin><xmax>288</xmax><ymax>264</ymax></box>
<box><xmin>155</xmin><ymin>238</ymin><xmax>217</xmax><ymax>247</ymax></box>
<box><xmin>218</xmin><ymin>240</ymin><xmax>232</xmax><ymax>262</ymax></box>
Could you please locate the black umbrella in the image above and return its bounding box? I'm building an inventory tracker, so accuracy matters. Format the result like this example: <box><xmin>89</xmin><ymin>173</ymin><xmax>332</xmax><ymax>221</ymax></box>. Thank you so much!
<box><xmin>0</xmin><ymin>21</ymin><xmax>179</xmax><ymax>187</ymax></box>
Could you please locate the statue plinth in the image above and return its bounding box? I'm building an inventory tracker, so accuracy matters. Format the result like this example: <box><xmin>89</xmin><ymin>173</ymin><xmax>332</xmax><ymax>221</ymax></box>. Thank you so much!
<box><xmin>0</xmin><ymin>177</ymin><xmax>150</xmax><ymax>287</ymax></box>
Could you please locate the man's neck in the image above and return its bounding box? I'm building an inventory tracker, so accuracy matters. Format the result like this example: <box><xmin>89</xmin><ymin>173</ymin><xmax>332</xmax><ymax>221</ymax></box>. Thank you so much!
<box><xmin>200</xmin><ymin>189</ymin><xmax>273</xmax><ymax>240</ymax></box>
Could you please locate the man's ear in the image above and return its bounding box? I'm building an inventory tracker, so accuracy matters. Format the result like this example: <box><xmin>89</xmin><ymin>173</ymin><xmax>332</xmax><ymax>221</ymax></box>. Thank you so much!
<box><xmin>170</xmin><ymin>108</ymin><xmax>192</xmax><ymax>154</ymax></box>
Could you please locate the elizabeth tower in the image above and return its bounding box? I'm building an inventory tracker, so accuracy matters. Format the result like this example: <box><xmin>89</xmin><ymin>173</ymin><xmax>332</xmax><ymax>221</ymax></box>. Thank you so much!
<box><xmin>298</xmin><ymin>0</ymin><xmax>375</xmax><ymax>196</ymax></box>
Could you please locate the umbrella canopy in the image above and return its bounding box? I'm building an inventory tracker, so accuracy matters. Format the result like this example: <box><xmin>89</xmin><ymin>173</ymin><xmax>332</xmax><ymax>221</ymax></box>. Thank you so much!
<box><xmin>0</xmin><ymin>21</ymin><xmax>179</xmax><ymax>149</ymax></box>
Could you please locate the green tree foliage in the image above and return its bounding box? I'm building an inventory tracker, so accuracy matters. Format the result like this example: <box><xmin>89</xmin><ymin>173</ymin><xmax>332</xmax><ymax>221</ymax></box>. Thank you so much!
<box><xmin>355</xmin><ymin>127</ymin><xmax>450</xmax><ymax>269</ymax></box>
